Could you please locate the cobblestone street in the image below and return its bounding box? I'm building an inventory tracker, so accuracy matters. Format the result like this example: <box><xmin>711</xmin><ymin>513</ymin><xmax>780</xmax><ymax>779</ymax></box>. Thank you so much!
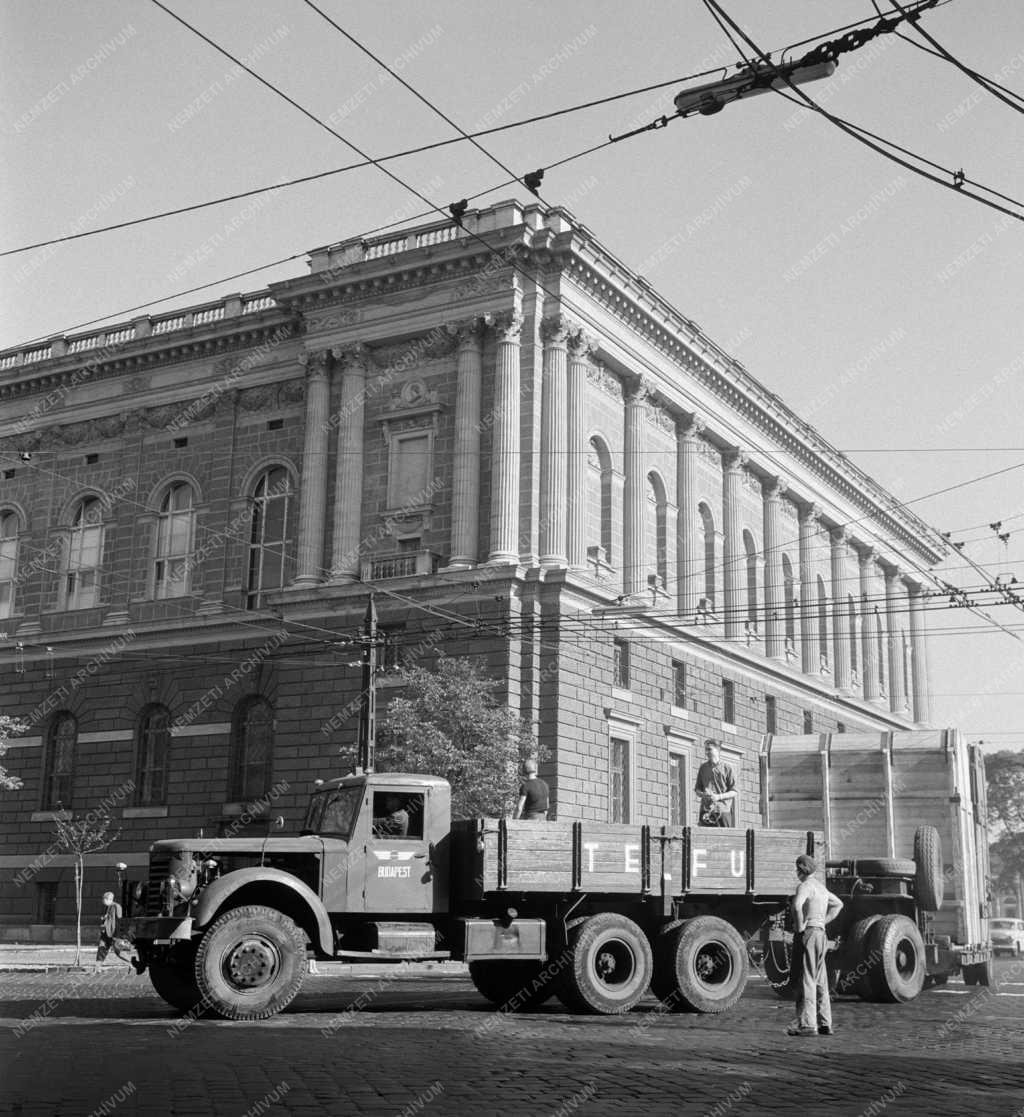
<box><xmin>2</xmin><ymin>963</ymin><xmax>1022</xmax><ymax>1116</ymax></box>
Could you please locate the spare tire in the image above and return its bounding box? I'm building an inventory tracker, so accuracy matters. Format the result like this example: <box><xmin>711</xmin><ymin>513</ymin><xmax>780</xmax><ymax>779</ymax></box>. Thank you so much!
<box><xmin>853</xmin><ymin>858</ymin><xmax>917</xmax><ymax>878</ymax></box>
<box><xmin>913</xmin><ymin>825</ymin><xmax>944</xmax><ymax>912</ymax></box>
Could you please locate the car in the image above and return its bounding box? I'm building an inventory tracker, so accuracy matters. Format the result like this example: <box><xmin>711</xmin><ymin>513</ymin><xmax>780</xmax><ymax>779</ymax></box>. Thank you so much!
<box><xmin>990</xmin><ymin>917</ymin><xmax>1024</xmax><ymax>957</ymax></box>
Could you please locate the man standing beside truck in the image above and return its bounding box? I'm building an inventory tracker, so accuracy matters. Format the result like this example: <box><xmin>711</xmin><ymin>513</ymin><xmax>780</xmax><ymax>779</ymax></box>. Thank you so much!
<box><xmin>788</xmin><ymin>854</ymin><xmax>844</xmax><ymax>1037</ymax></box>
<box><xmin>515</xmin><ymin>759</ymin><xmax>550</xmax><ymax>820</ymax></box>
<box><xmin>695</xmin><ymin>739</ymin><xmax>737</xmax><ymax>826</ymax></box>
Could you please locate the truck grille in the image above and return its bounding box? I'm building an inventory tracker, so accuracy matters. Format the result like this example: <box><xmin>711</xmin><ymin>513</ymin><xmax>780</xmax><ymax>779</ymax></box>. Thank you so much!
<box><xmin>146</xmin><ymin>854</ymin><xmax>170</xmax><ymax>915</ymax></box>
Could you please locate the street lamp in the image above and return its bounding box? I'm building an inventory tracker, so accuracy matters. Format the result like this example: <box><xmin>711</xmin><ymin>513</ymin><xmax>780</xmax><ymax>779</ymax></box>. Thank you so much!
<box><xmin>674</xmin><ymin>59</ymin><xmax>837</xmax><ymax>116</ymax></box>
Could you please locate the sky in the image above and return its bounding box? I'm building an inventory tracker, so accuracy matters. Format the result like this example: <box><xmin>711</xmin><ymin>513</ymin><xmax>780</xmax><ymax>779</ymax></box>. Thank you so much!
<box><xmin>2</xmin><ymin>0</ymin><xmax>1022</xmax><ymax>750</ymax></box>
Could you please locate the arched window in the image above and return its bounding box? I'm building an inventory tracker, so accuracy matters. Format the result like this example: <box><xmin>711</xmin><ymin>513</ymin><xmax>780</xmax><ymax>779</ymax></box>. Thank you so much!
<box><xmin>247</xmin><ymin>467</ymin><xmax>294</xmax><ymax>609</ymax></box>
<box><xmin>848</xmin><ymin>595</ymin><xmax>859</xmax><ymax>679</ymax></box>
<box><xmin>743</xmin><ymin>529</ymin><xmax>758</xmax><ymax>630</ymax></box>
<box><xmin>646</xmin><ymin>472</ymin><xmax>667</xmax><ymax>590</ymax></box>
<box><xmin>782</xmin><ymin>554</ymin><xmax>796</xmax><ymax>648</ymax></box>
<box><xmin>136</xmin><ymin>704</ymin><xmax>171</xmax><ymax>806</ymax></box>
<box><xmin>230</xmin><ymin>696</ymin><xmax>274</xmax><ymax>801</ymax></box>
<box><xmin>155</xmin><ymin>483</ymin><xmax>195</xmax><ymax>598</ymax></box>
<box><xmin>698</xmin><ymin>502</ymin><xmax>716</xmax><ymax>611</ymax></box>
<box><xmin>65</xmin><ymin>497</ymin><xmax>103</xmax><ymax>609</ymax></box>
<box><xmin>0</xmin><ymin>510</ymin><xmax>19</xmax><ymax>619</ymax></box>
<box><xmin>817</xmin><ymin>575</ymin><xmax>829</xmax><ymax>667</ymax></box>
<box><xmin>43</xmin><ymin>712</ymin><xmax>76</xmax><ymax>809</ymax></box>
<box><xmin>586</xmin><ymin>437</ymin><xmax>613</xmax><ymax>565</ymax></box>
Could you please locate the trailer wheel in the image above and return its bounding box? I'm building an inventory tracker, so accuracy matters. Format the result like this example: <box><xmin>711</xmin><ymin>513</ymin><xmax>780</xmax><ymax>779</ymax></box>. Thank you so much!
<box><xmin>194</xmin><ymin>905</ymin><xmax>307</xmax><ymax>1021</ymax></box>
<box><xmin>862</xmin><ymin>914</ymin><xmax>926</xmax><ymax>1003</ymax></box>
<box><xmin>963</xmin><ymin>964</ymin><xmax>979</xmax><ymax>986</ymax></box>
<box><xmin>656</xmin><ymin>916</ymin><xmax>749</xmax><ymax>1014</ymax></box>
<box><xmin>468</xmin><ymin>961</ymin><xmax>556</xmax><ymax>1011</ymax></box>
<box><xmin>964</xmin><ymin>957</ymin><xmax>998</xmax><ymax>990</ymax></box>
<box><xmin>913</xmin><ymin>825</ymin><xmax>944</xmax><ymax>912</ymax></box>
<box><xmin>835</xmin><ymin>915</ymin><xmax>882</xmax><ymax>998</ymax></box>
<box><xmin>853</xmin><ymin>858</ymin><xmax>917</xmax><ymax>878</ymax></box>
<box><xmin>149</xmin><ymin>945</ymin><xmax>202</xmax><ymax>1013</ymax></box>
<box><xmin>557</xmin><ymin>913</ymin><xmax>653</xmax><ymax>1015</ymax></box>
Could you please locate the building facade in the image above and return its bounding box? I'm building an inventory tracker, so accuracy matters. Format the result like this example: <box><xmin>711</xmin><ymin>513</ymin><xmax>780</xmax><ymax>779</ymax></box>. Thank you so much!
<box><xmin>0</xmin><ymin>200</ymin><xmax>946</xmax><ymax>938</ymax></box>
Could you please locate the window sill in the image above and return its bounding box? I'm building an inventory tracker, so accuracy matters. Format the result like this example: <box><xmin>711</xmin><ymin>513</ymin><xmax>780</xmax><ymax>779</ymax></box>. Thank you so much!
<box><xmin>122</xmin><ymin>806</ymin><xmax>169</xmax><ymax>819</ymax></box>
<box><xmin>31</xmin><ymin>810</ymin><xmax>72</xmax><ymax>822</ymax></box>
<box><xmin>611</xmin><ymin>687</ymin><xmax>633</xmax><ymax>702</ymax></box>
<box><xmin>670</xmin><ymin>705</ymin><xmax>689</xmax><ymax>719</ymax></box>
<box><xmin>720</xmin><ymin>722</ymin><xmax>738</xmax><ymax>735</ymax></box>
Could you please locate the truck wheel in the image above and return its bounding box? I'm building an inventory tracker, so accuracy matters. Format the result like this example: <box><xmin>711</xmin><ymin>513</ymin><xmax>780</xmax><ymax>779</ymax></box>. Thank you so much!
<box><xmin>975</xmin><ymin>957</ymin><xmax>998</xmax><ymax>990</ymax></box>
<box><xmin>913</xmin><ymin>825</ymin><xmax>944</xmax><ymax>912</ymax></box>
<box><xmin>963</xmin><ymin>963</ymin><xmax>979</xmax><ymax>986</ymax></box>
<box><xmin>835</xmin><ymin>915</ymin><xmax>881</xmax><ymax>998</ymax></box>
<box><xmin>853</xmin><ymin>858</ymin><xmax>916</xmax><ymax>878</ymax></box>
<box><xmin>468</xmin><ymin>961</ymin><xmax>556</xmax><ymax>1011</ymax></box>
<box><xmin>656</xmin><ymin>916</ymin><xmax>749</xmax><ymax>1014</ymax></box>
<box><xmin>862</xmin><ymin>914</ymin><xmax>926</xmax><ymax>1003</ymax></box>
<box><xmin>194</xmin><ymin>905</ymin><xmax>307</xmax><ymax>1021</ymax></box>
<box><xmin>761</xmin><ymin>937</ymin><xmax>797</xmax><ymax>1001</ymax></box>
<box><xmin>149</xmin><ymin>946</ymin><xmax>202</xmax><ymax>1013</ymax></box>
<box><xmin>558</xmin><ymin>913</ymin><xmax>653</xmax><ymax>1015</ymax></box>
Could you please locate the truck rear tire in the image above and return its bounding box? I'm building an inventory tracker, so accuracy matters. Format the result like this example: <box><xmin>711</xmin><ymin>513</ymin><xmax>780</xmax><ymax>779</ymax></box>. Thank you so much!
<box><xmin>963</xmin><ymin>958</ymin><xmax>997</xmax><ymax>990</ymax></box>
<box><xmin>149</xmin><ymin>946</ymin><xmax>202</xmax><ymax>1013</ymax></box>
<box><xmin>655</xmin><ymin>916</ymin><xmax>749</xmax><ymax>1014</ymax></box>
<box><xmin>468</xmin><ymin>961</ymin><xmax>556</xmax><ymax>1011</ymax></box>
<box><xmin>913</xmin><ymin>825</ymin><xmax>944</xmax><ymax>912</ymax></box>
<box><xmin>557</xmin><ymin>913</ymin><xmax>653</xmax><ymax>1015</ymax></box>
<box><xmin>862</xmin><ymin>914</ymin><xmax>926</xmax><ymax>1003</ymax></box>
<box><xmin>835</xmin><ymin>915</ymin><xmax>881</xmax><ymax>998</ymax></box>
<box><xmin>194</xmin><ymin>905</ymin><xmax>307</xmax><ymax>1021</ymax></box>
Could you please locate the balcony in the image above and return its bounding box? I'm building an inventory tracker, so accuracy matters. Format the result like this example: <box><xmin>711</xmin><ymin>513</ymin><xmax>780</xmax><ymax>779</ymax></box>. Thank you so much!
<box><xmin>361</xmin><ymin>550</ymin><xmax>439</xmax><ymax>582</ymax></box>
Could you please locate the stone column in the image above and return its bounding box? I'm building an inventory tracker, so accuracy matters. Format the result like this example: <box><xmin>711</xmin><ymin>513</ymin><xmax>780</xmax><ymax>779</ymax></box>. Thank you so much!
<box><xmin>858</xmin><ymin>547</ymin><xmax>881</xmax><ymax>701</ymax></box>
<box><xmin>908</xmin><ymin>580</ymin><xmax>932</xmax><ymax>724</ymax></box>
<box><xmin>447</xmin><ymin>318</ymin><xmax>485</xmax><ymax>569</ymax></box>
<box><xmin>676</xmin><ymin>415</ymin><xmax>705</xmax><ymax>621</ymax></box>
<box><xmin>886</xmin><ymin>567</ymin><xmax>908</xmax><ymax>713</ymax></box>
<box><xmin>329</xmin><ymin>344</ymin><xmax>371</xmax><ymax>582</ymax></box>
<box><xmin>722</xmin><ymin>449</ymin><xmax>748</xmax><ymax>640</ymax></box>
<box><xmin>622</xmin><ymin>380</ymin><xmax>647</xmax><ymax>598</ymax></box>
<box><xmin>292</xmin><ymin>349</ymin><xmax>331</xmax><ymax>586</ymax></box>
<box><xmin>487</xmin><ymin>311</ymin><xmax>523</xmax><ymax>564</ymax></box>
<box><xmin>762</xmin><ymin>476</ymin><xmax>787</xmax><ymax>658</ymax></box>
<box><xmin>830</xmin><ymin>527</ymin><xmax>853</xmax><ymax>692</ymax></box>
<box><xmin>565</xmin><ymin>328</ymin><xmax>595</xmax><ymax>568</ymax></box>
<box><xmin>798</xmin><ymin>503</ymin><xmax>820</xmax><ymax>674</ymax></box>
<box><xmin>539</xmin><ymin>315</ymin><xmax>569</xmax><ymax>567</ymax></box>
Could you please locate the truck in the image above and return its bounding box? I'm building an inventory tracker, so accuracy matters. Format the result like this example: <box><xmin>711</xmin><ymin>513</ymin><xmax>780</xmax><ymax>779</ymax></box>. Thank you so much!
<box><xmin>127</xmin><ymin>767</ymin><xmax>948</xmax><ymax>1021</ymax></box>
<box><xmin>759</xmin><ymin>728</ymin><xmax>995</xmax><ymax>997</ymax></box>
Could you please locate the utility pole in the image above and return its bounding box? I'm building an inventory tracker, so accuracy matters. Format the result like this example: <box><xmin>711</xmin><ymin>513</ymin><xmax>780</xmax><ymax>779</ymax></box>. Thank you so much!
<box><xmin>357</xmin><ymin>592</ymin><xmax>377</xmax><ymax>773</ymax></box>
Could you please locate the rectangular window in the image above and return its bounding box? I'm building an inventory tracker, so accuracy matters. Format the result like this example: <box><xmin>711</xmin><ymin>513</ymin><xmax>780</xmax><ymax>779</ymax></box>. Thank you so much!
<box><xmin>765</xmin><ymin>695</ymin><xmax>777</xmax><ymax>735</ymax></box>
<box><xmin>610</xmin><ymin>736</ymin><xmax>631</xmax><ymax>823</ymax></box>
<box><xmin>803</xmin><ymin>709</ymin><xmax>814</xmax><ymax>734</ymax></box>
<box><xmin>671</xmin><ymin>660</ymin><xmax>687</xmax><ymax>709</ymax></box>
<box><xmin>35</xmin><ymin>882</ymin><xmax>57</xmax><ymax>924</ymax></box>
<box><xmin>379</xmin><ymin>626</ymin><xmax>406</xmax><ymax>672</ymax></box>
<box><xmin>722</xmin><ymin>680</ymin><xmax>735</xmax><ymax>724</ymax></box>
<box><xmin>613</xmin><ymin>639</ymin><xmax>630</xmax><ymax>690</ymax></box>
<box><xmin>388</xmin><ymin>433</ymin><xmax>433</xmax><ymax>510</ymax></box>
<box><xmin>668</xmin><ymin>748</ymin><xmax>689</xmax><ymax>827</ymax></box>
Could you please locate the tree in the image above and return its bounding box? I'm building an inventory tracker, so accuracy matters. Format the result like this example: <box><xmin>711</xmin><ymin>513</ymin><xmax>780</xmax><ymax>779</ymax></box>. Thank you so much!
<box><xmin>986</xmin><ymin>750</ymin><xmax>1024</xmax><ymax>916</ymax></box>
<box><xmin>51</xmin><ymin>810</ymin><xmax>121</xmax><ymax>966</ymax></box>
<box><xmin>0</xmin><ymin>714</ymin><xmax>28</xmax><ymax>791</ymax></box>
<box><xmin>375</xmin><ymin>656</ymin><xmax>540</xmax><ymax>818</ymax></box>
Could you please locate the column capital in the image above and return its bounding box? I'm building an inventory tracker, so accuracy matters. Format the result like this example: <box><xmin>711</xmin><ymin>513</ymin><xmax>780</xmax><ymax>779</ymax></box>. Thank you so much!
<box><xmin>298</xmin><ymin>348</ymin><xmax>331</xmax><ymax>378</ymax></box>
<box><xmin>566</xmin><ymin>325</ymin><xmax>600</xmax><ymax>358</ymax></box>
<box><xmin>623</xmin><ymin>375</ymin><xmax>653</xmax><ymax>406</ymax></box>
<box><xmin>762</xmin><ymin>474</ymin><xmax>789</xmax><ymax>500</ymax></box>
<box><xmin>330</xmin><ymin>342</ymin><xmax>373</xmax><ymax>374</ymax></box>
<box><xmin>491</xmin><ymin>310</ymin><xmax>524</xmax><ymax>343</ymax></box>
<box><xmin>678</xmin><ymin>412</ymin><xmax>706</xmax><ymax>439</ymax></box>
<box><xmin>539</xmin><ymin>313</ymin><xmax>573</xmax><ymax>346</ymax></box>
<box><xmin>830</xmin><ymin>525</ymin><xmax>850</xmax><ymax>546</ymax></box>
<box><xmin>798</xmin><ymin>501</ymin><xmax>822</xmax><ymax>525</ymax></box>
<box><xmin>722</xmin><ymin>448</ymin><xmax>749</xmax><ymax>472</ymax></box>
<box><xmin>445</xmin><ymin>316</ymin><xmax>488</xmax><ymax>349</ymax></box>
<box><xmin>884</xmin><ymin>563</ymin><xmax>904</xmax><ymax>584</ymax></box>
<box><xmin>857</xmin><ymin>545</ymin><xmax>878</xmax><ymax>567</ymax></box>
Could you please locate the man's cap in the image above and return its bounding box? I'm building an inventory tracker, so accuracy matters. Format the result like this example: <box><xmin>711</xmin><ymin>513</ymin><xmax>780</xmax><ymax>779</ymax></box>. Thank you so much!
<box><xmin>704</xmin><ymin>738</ymin><xmax>720</xmax><ymax>750</ymax></box>
<box><xmin>795</xmin><ymin>854</ymin><xmax>817</xmax><ymax>875</ymax></box>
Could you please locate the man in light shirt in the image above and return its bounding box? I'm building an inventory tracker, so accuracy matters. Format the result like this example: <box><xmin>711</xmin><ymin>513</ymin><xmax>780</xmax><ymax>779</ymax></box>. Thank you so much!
<box><xmin>787</xmin><ymin>854</ymin><xmax>844</xmax><ymax>1037</ymax></box>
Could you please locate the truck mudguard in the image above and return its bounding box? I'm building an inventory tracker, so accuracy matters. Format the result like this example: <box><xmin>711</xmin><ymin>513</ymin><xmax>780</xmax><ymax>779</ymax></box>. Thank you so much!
<box><xmin>192</xmin><ymin>867</ymin><xmax>333</xmax><ymax>955</ymax></box>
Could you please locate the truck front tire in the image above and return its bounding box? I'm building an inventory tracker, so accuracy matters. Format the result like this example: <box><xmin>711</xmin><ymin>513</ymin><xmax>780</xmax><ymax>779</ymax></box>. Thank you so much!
<box><xmin>557</xmin><ymin>913</ymin><xmax>653</xmax><ymax>1015</ymax></box>
<box><xmin>654</xmin><ymin>916</ymin><xmax>748</xmax><ymax>1014</ymax></box>
<box><xmin>468</xmin><ymin>961</ymin><xmax>556</xmax><ymax>1011</ymax></box>
<box><xmin>194</xmin><ymin>904</ymin><xmax>307</xmax><ymax>1021</ymax></box>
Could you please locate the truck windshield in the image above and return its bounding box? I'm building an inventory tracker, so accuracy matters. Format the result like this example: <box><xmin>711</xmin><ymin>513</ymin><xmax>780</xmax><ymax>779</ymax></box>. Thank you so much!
<box><xmin>304</xmin><ymin>786</ymin><xmax>363</xmax><ymax>838</ymax></box>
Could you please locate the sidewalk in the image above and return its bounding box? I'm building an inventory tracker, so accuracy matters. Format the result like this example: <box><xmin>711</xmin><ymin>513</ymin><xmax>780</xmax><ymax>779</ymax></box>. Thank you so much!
<box><xmin>0</xmin><ymin>942</ymin><xmax>467</xmax><ymax>976</ymax></box>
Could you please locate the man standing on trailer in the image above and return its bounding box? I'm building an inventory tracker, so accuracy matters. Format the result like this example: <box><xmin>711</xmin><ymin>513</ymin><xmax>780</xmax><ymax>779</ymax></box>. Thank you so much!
<box><xmin>788</xmin><ymin>854</ymin><xmax>844</xmax><ymax>1037</ymax></box>
<box><xmin>694</xmin><ymin>738</ymin><xmax>737</xmax><ymax>826</ymax></box>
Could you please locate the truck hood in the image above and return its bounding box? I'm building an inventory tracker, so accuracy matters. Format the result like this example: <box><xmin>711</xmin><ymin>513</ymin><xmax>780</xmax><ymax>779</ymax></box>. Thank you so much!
<box><xmin>150</xmin><ymin>836</ymin><xmax>328</xmax><ymax>856</ymax></box>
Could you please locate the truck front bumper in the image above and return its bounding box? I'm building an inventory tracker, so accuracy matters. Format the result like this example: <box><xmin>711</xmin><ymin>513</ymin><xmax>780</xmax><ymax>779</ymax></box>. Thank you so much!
<box><xmin>128</xmin><ymin>916</ymin><xmax>194</xmax><ymax>943</ymax></box>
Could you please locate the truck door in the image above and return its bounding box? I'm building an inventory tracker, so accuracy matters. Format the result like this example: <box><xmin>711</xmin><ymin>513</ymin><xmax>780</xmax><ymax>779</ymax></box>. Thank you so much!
<box><xmin>363</xmin><ymin>789</ymin><xmax>434</xmax><ymax>913</ymax></box>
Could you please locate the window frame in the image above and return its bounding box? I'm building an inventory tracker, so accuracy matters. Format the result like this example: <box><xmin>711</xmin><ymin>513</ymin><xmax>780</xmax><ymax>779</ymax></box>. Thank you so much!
<box><xmin>230</xmin><ymin>696</ymin><xmax>275</xmax><ymax>803</ymax></box>
<box><xmin>612</xmin><ymin>638</ymin><xmax>631</xmax><ymax>691</ymax></box>
<box><xmin>154</xmin><ymin>482</ymin><xmax>195</xmax><ymax>599</ymax></box>
<box><xmin>43</xmin><ymin>712</ymin><xmax>77</xmax><ymax>809</ymax></box>
<box><xmin>607</xmin><ymin>716</ymin><xmax>637</xmax><ymax>825</ymax></box>
<box><xmin>65</xmin><ymin>497</ymin><xmax>103</xmax><ymax>610</ymax></box>
<box><xmin>135</xmin><ymin>704</ymin><xmax>171</xmax><ymax>806</ymax></box>
<box><xmin>0</xmin><ymin>509</ymin><xmax>20</xmax><ymax>619</ymax></box>
<box><xmin>246</xmin><ymin>466</ymin><xmax>294</xmax><ymax>610</ymax></box>
<box><xmin>721</xmin><ymin>679</ymin><xmax>736</xmax><ymax>726</ymax></box>
<box><xmin>666</xmin><ymin>735</ymin><xmax>694</xmax><ymax>827</ymax></box>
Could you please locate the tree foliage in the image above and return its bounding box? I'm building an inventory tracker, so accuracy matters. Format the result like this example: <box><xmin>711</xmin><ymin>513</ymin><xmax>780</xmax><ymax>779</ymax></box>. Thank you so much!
<box><xmin>0</xmin><ymin>714</ymin><xmax>28</xmax><ymax>791</ymax></box>
<box><xmin>375</xmin><ymin>657</ymin><xmax>540</xmax><ymax>819</ymax></box>
<box><xmin>985</xmin><ymin>750</ymin><xmax>1024</xmax><ymax>833</ymax></box>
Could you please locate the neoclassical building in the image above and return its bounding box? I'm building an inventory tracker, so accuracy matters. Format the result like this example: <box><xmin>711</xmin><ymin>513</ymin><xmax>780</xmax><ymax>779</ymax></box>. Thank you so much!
<box><xmin>0</xmin><ymin>199</ymin><xmax>945</xmax><ymax>938</ymax></box>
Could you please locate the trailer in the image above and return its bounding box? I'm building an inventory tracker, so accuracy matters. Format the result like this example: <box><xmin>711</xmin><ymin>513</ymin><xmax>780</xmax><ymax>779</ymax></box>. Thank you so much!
<box><xmin>759</xmin><ymin>728</ymin><xmax>994</xmax><ymax>992</ymax></box>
